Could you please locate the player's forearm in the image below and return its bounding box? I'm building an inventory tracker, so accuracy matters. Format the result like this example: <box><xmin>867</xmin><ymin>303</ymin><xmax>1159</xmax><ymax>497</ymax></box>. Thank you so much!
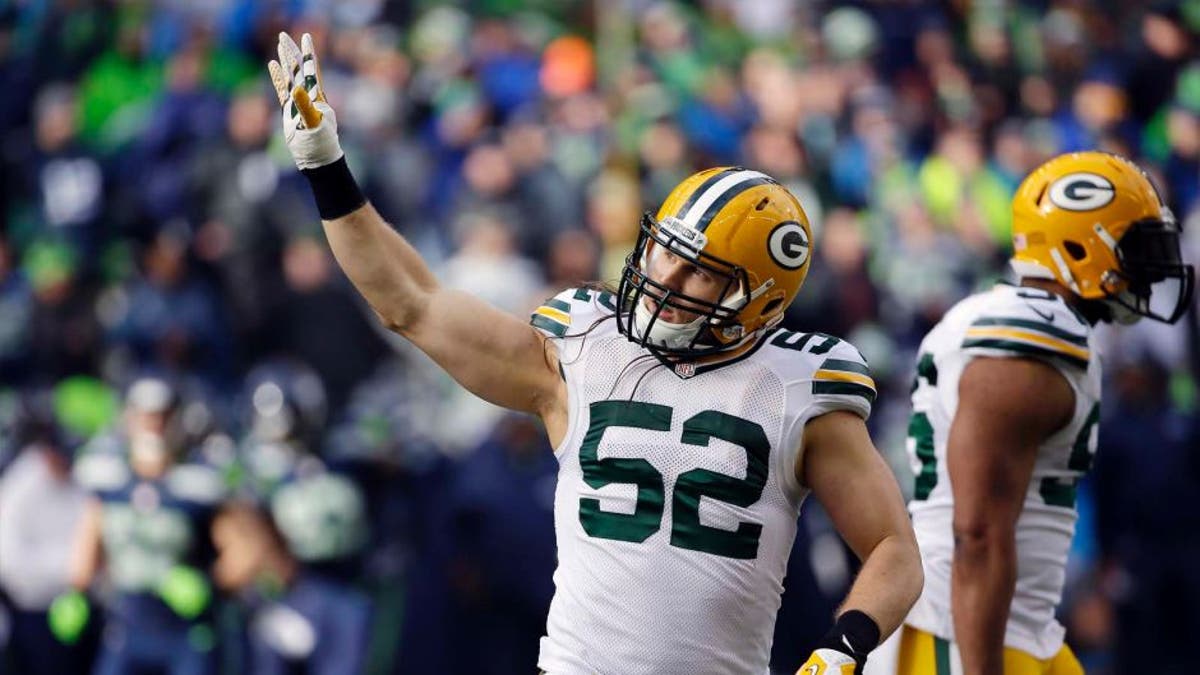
<box><xmin>839</xmin><ymin>532</ymin><xmax>923</xmax><ymax>637</ymax></box>
<box><xmin>304</xmin><ymin>160</ymin><xmax>438</xmax><ymax>332</ymax></box>
<box><xmin>322</xmin><ymin>203</ymin><xmax>437</xmax><ymax>332</ymax></box>
<box><xmin>68</xmin><ymin>500</ymin><xmax>103</xmax><ymax>590</ymax></box>
<box><xmin>951</xmin><ymin>528</ymin><xmax>1016</xmax><ymax>675</ymax></box>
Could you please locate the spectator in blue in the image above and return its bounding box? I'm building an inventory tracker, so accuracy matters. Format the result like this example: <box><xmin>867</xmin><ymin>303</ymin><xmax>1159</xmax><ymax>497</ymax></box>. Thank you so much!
<box><xmin>1093</xmin><ymin>356</ymin><xmax>1200</xmax><ymax>673</ymax></box>
<box><xmin>10</xmin><ymin>85</ymin><xmax>107</xmax><ymax>256</ymax></box>
<box><xmin>26</xmin><ymin>240</ymin><xmax>105</xmax><ymax>380</ymax></box>
<box><xmin>1161</xmin><ymin>70</ymin><xmax>1200</xmax><ymax>216</ymax></box>
<box><xmin>129</xmin><ymin>46</ymin><xmax>226</xmax><ymax>226</ymax></box>
<box><xmin>189</xmin><ymin>86</ymin><xmax>318</xmax><ymax>358</ymax></box>
<box><xmin>106</xmin><ymin>226</ymin><xmax>233</xmax><ymax>389</ymax></box>
<box><xmin>264</xmin><ymin>234</ymin><xmax>391</xmax><ymax>414</ymax></box>
<box><xmin>0</xmin><ymin>236</ymin><xmax>35</xmax><ymax>383</ymax></box>
<box><xmin>1054</xmin><ymin>65</ymin><xmax>1140</xmax><ymax>154</ymax></box>
<box><xmin>446</xmin><ymin>414</ymin><xmax>557</xmax><ymax>675</ymax></box>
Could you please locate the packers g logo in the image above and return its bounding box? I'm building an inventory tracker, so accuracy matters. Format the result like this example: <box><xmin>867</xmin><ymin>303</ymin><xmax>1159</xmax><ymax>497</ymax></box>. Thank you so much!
<box><xmin>1048</xmin><ymin>172</ymin><xmax>1115</xmax><ymax>211</ymax></box>
<box><xmin>767</xmin><ymin>221</ymin><xmax>809</xmax><ymax>269</ymax></box>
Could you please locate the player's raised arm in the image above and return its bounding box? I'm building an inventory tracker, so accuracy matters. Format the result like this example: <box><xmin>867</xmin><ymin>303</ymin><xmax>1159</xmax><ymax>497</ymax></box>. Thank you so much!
<box><xmin>268</xmin><ymin>32</ymin><xmax>563</xmax><ymax>427</ymax></box>
<box><xmin>796</xmin><ymin>410</ymin><xmax>923</xmax><ymax>675</ymax></box>
<box><xmin>946</xmin><ymin>357</ymin><xmax>1073</xmax><ymax>675</ymax></box>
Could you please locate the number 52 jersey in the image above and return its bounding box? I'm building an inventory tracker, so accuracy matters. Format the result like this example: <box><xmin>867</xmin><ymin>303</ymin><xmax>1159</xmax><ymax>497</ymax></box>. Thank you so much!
<box><xmin>531</xmin><ymin>288</ymin><xmax>876</xmax><ymax>675</ymax></box>
<box><xmin>903</xmin><ymin>283</ymin><xmax>1101</xmax><ymax>659</ymax></box>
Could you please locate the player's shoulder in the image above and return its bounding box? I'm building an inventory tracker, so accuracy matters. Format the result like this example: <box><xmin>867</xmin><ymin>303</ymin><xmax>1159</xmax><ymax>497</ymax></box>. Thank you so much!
<box><xmin>530</xmin><ymin>286</ymin><xmax>618</xmax><ymax>338</ymax></box>
<box><xmin>72</xmin><ymin>433</ymin><xmax>132</xmax><ymax>494</ymax></box>
<box><xmin>758</xmin><ymin>328</ymin><xmax>876</xmax><ymax>418</ymax></box>
<box><xmin>956</xmin><ymin>283</ymin><xmax>1093</xmax><ymax>370</ymax></box>
<box><xmin>164</xmin><ymin>460</ymin><xmax>229</xmax><ymax>506</ymax></box>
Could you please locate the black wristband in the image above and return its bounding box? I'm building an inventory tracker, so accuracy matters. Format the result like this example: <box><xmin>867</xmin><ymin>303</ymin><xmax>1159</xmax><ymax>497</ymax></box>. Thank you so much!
<box><xmin>300</xmin><ymin>156</ymin><xmax>366</xmax><ymax>220</ymax></box>
<box><xmin>817</xmin><ymin>609</ymin><xmax>881</xmax><ymax>664</ymax></box>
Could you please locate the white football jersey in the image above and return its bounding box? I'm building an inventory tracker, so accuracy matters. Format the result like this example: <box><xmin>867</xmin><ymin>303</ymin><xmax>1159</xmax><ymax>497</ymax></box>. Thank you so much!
<box><xmin>530</xmin><ymin>287</ymin><xmax>876</xmax><ymax>675</ymax></box>
<box><xmin>903</xmin><ymin>283</ymin><xmax>1101</xmax><ymax>659</ymax></box>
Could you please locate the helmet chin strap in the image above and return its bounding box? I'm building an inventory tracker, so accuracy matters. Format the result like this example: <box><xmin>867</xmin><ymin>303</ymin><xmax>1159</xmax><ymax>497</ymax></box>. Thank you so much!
<box><xmin>632</xmin><ymin>299</ymin><xmax>707</xmax><ymax>349</ymax></box>
<box><xmin>1103</xmin><ymin>290</ymin><xmax>1145</xmax><ymax>325</ymax></box>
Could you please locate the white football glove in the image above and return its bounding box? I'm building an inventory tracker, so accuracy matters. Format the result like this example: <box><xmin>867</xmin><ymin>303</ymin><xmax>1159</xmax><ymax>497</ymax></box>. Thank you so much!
<box><xmin>796</xmin><ymin>648</ymin><xmax>858</xmax><ymax>675</ymax></box>
<box><xmin>268</xmin><ymin>32</ymin><xmax>342</xmax><ymax>170</ymax></box>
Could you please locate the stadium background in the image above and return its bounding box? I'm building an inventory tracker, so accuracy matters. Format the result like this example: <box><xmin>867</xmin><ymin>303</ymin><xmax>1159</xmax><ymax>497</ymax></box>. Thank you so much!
<box><xmin>0</xmin><ymin>0</ymin><xmax>1197</xmax><ymax>673</ymax></box>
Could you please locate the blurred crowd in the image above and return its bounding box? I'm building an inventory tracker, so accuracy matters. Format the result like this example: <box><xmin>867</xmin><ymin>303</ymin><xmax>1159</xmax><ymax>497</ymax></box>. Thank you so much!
<box><xmin>0</xmin><ymin>0</ymin><xmax>1198</xmax><ymax>673</ymax></box>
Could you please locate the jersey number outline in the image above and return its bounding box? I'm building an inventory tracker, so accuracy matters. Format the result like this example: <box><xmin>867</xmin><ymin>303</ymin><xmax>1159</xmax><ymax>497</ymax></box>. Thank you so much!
<box><xmin>908</xmin><ymin>353</ymin><xmax>939</xmax><ymax>501</ymax></box>
<box><xmin>1038</xmin><ymin>402</ymin><xmax>1099</xmax><ymax>508</ymax></box>
<box><xmin>579</xmin><ymin>400</ymin><xmax>769</xmax><ymax>560</ymax></box>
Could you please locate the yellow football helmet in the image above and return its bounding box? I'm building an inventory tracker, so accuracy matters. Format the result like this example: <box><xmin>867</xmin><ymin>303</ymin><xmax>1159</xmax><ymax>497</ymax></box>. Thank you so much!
<box><xmin>616</xmin><ymin>167</ymin><xmax>814</xmax><ymax>359</ymax></box>
<box><xmin>1011</xmin><ymin>151</ymin><xmax>1193</xmax><ymax>323</ymax></box>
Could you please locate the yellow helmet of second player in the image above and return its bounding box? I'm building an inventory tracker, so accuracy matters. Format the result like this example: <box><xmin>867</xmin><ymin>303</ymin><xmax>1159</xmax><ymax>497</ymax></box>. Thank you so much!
<box><xmin>1011</xmin><ymin>151</ymin><xmax>1193</xmax><ymax>323</ymax></box>
<box><xmin>616</xmin><ymin>167</ymin><xmax>814</xmax><ymax>360</ymax></box>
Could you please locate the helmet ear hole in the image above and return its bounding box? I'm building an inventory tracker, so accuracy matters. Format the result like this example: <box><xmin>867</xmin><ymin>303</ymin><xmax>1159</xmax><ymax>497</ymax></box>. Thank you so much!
<box><xmin>1063</xmin><ymin>241</ymin><xmax>1087</xmax><ymax>260</ymax></box>
<box><xmin>762</xmin><ymin>297</ymin><xmax>784</xmax><ymax>315</ymax></box>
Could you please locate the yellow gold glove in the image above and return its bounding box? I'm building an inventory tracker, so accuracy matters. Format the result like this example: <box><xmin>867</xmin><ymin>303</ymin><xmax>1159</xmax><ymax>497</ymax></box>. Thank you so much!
<box><xmin>268</xmin><ymin>32</ymin><xmax>342</xmax><ymax>169</ymax></box>
<box><xmin>796</xmin><ymin>647</ymin><xmax>858</xmax><ymax>675</ymax></box>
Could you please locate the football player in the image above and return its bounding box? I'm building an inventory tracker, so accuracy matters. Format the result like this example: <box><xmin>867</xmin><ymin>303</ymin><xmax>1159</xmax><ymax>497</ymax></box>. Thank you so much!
<box><xmin>269</xmin><ymin>32</ymin><xmax>922</xmax><ymax>675</ymax></box>
<box><xmin>70</xmin><ymin>376</ymin><xmax>229</xmax><ymax>675</ymax></box>
<box><xmin>872</xmin><ymin>152</ymin><xmax>1194</xmax><ymax>675</ymax></box>
<box><xmin>228</xmin><ymin>360</ymin><xmax>374</xmax><ymax>675</ymax></box>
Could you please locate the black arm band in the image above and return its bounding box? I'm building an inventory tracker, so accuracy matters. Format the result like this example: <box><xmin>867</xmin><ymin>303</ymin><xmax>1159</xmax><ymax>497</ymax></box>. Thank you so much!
<box><xmin>817</xmin><ymin>609</ymin><xmax>881</xmax><ymax>663</ymax></box>
<box><xmin>301</xmin><ymin>156</ymin><xmax>367</xmax><ymax>220</ymax></box>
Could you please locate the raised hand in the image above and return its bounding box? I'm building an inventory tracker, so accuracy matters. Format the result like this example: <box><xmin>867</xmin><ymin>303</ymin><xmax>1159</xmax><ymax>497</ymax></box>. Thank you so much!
<box><xmin>268</xmin><ymin>32</ymin><xmax>342</xmax><ymax>170</ymax></box>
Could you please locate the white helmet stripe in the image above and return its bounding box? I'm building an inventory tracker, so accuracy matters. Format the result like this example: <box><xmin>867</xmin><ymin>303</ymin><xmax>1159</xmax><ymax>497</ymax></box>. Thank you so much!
<box><xmin>1049</xmin><ymin>247</ymin><xmax>1081</xmax><ymax>293</ymax></box>
<box><xmin>679</xmin><ymin>170</ymin><xmax>772</xmax><ymax>229</ymax></box>
<box><xmin>1092</xmin><ymin>221</ymin><xmax>1119</xmax><ymax>251</ymax></box>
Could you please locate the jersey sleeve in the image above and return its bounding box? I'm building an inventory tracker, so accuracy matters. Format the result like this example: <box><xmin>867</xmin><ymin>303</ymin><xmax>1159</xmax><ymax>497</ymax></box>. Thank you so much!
<box><xmin>530</xmin><ymin>286</ymin><xmax>616</xmax><ymax>338</ymax></box>
<box><xmin>71</xmin><ymin>435</ymin><xmax>131</xmax><ymax>496</ymax></box>
<box><xmin>774</xmin><ymin>335</ymin><xmax>876</xmax><ymax>500</ymax></box>
<box><xmin>960</xmin><ymin>290</ymin><xmax>1091</xmax><ymax>370</ymax></box>
<box><xmin>808</xmin><ymin>340</ymin><xmax>876</xmax><ymax>421</ymax></box>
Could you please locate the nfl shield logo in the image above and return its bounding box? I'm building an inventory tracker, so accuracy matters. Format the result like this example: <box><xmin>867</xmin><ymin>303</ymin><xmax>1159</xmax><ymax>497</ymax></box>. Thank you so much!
<box><xmin>674</xmin><ymin>362</ymin><xmax>696</xmax><ymax>378</ymax></box>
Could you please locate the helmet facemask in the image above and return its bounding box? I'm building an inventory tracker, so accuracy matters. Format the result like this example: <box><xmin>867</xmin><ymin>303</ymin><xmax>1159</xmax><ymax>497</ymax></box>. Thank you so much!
<box><xmin>616</xmin><ymin>213</ymin><xmax>756</xmax><ymax>360</ymax></box>
<box><xmin>1102</xmin><ymin>217</ymin><xmax>1195</xmax><ymax>324</ymax></box>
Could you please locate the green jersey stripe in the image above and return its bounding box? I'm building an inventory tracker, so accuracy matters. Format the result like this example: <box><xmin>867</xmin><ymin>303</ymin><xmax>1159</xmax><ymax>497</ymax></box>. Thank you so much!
<box><xmin>963</xmin><ymin>337</ymin><xmax>1089</xmax><ymax>369</ymax></box>
<box><xmin>934</xmin><ymin>636</ymin><xmax>951</xmax><ymax>675</ymax></box>
<box><xmin>818</xmin><ymin>358</ymin><xmax>871</xmax><ymax>376</ymax></box>
<box><xmin>531</xmin><ymin>314</ymin><xmax>568</xmax><ymax>337</ymax></box>
<box><xmin>812</xmin><ymin>381</ymin><xmax>877</xmax><ymax>404</ymax></box>
<box><xmin>970</xmin><ymin>317</ymin><xmax>1088</xmax><ymax>346</ymax></box>
<box><xmin>545</xmin><ymin>298</ymin><xmax>572</xmax><ymax>313</ymax></box>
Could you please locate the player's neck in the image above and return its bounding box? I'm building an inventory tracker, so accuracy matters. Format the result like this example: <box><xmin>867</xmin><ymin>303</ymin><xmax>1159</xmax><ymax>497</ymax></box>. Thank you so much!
<box><xmin>1018</xmin><ymin>278</ymin><xmax>1101</xmax><ymax>324</ymax></box>
<box><xmin>689</xmin><ymin>332</ymin><xmax>762</xmax><ymax>366</ymax></box>
<box><xmin>1019</xmin><ymin>278</ymin><xmax>1072</xmax><ymax>299</ymax></box>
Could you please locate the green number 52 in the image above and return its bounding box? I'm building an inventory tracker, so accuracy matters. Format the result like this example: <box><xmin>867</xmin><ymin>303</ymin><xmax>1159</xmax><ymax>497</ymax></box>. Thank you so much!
<box><xmin>579</xmin><ymin>400</ymin><xmax>770</xmax><ymax>560</ymax></box>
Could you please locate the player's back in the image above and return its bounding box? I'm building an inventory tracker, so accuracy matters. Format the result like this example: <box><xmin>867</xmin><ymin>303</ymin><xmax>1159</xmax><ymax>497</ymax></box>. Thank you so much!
<box><xmin>904</xmin><ymin>283</ymin><xmax>1101</xmax><ymax>659</ymax></box>
<box><xmin>532</xmin><ymin>288</ymin><xmax>875</xmax><ymax>675</ymax></box>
